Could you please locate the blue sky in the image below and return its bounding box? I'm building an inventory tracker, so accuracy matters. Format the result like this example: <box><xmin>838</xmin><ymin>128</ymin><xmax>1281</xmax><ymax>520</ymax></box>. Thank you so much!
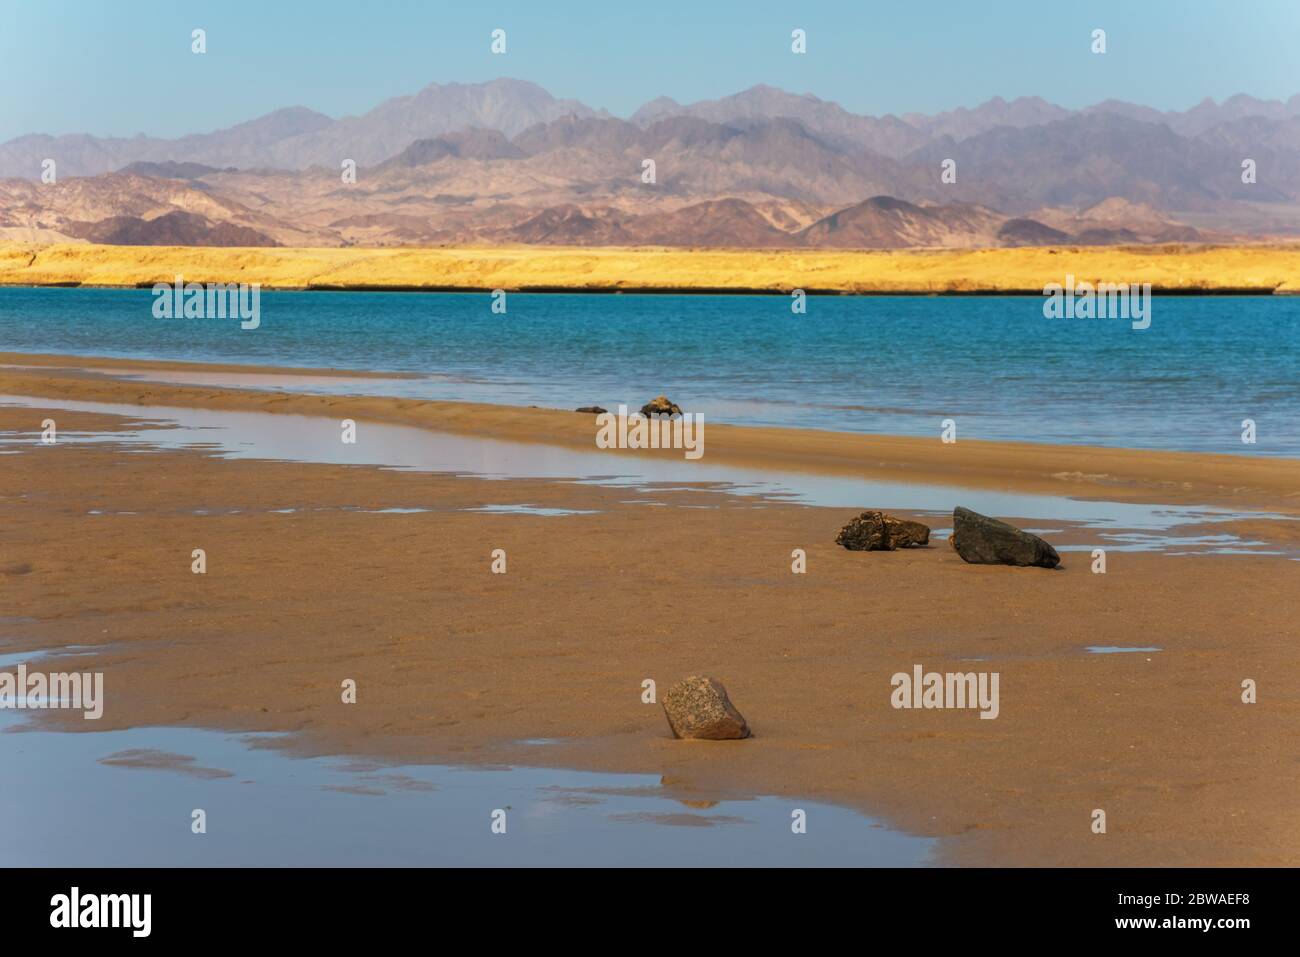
<box><xmin>2</xmin><ymin>0</ymin><xmax>1299</xmax><ymax>141</ymax></box>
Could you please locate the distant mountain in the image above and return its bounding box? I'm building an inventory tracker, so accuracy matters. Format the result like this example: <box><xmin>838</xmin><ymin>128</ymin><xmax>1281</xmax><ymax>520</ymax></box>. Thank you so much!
<box><xmin>179</xmin><ymin>106</ymin><xmax>337</xmax><ymax>166</ymax></box>
<box><xmin>1086</xmin><ymin>93</ymin><xmax>1300</xmax><ymax>136</ymax></box>
<box><xmin>1168</xmin><ymin>94</ymin><xmax>1300</xmax><ymax>136</ymax></box>
<box><xmin>0</xmin><ymin>79</ymin><xmax>596</xmax><ymax>177</ymax></box>
<box><xmin>262</xmin><ymin>79</ymin><xmax>603</xmax><ymax>168</ymax></box>
<box><xmin>119</xmin><ymin>161</ymin><xmax>230</xmax><ymax>180</ymax></box>
<box><xmin>64</xmin><ymin>210</ymin><xmax>278</xmax><ymax>246</ymax></box>
<box><xmin>636</xmin><ymin>116</ymin><xmax>906</xmax><ymax>205</ymax></box>
<box><xmin>0</xmin><ymin>107</ymin><xmax>334</xmax><ymax>179</ymax></box>
<box><xmin>618</xmin><ymin>198</ymin><xmax>795</xmax><ymax>247</ymax></box>
<box><xmin>630</xmin><ymin>84</ymin><xmax>929</xmax><ymax>158</ymax></box>
<box><xmin>799</xmin><ymin>196</ymin><xmax>1006</xmax><ymax>248</ymax></box>
<box><xmin>490</xmin><ymin>194</ymin><xmax>1202</xmax><ymax>250</ymax></box>
<box><xmin>997</xmin><ymin>218</ymin><xmax>1070</xmax><ymax>246</ymax></box>
<box><xmin>1022</xmin><ymin>198</ymin><xmax>1203</xmax><ymax>244</ymax></box>
<box><xmin>388</xmin><ymin>113</ymin><xmax>912</xmax><ymax>207</ymax></box>
<box><xmin>5</xmin><ymin>77</ymin><xmax>1300</xmax><ymax>188</ymax></box>
<box><xmin>487</xmin><ymin>204</ymin><xmax>636</xmax><ymax>245</ymax></box>
<box><xmin>376</xmin><ymin>129</ymin><xmax>526</xmax><ymax>169</ymax></box>
<box><xmin>0</xmin><ymin>154</ymin><xmax>1212</xmax><ymax>248</ymax></box>
<box><xmin>903</xmin><ymin>113</ymin><xmax>1267</xmax><ymax>213</ymax></box>
<box><xmin>513</xmin><ymin>114</ymin><xmax>644</xmax><ymax>156</ymax></box>
<box><xmin>0</xmin><ymin>172</ymin><xmax>318</xmax><ymax>246</ymax></box>
<box><xmin>1191</xmin><ymin>115</ymin><xmax>1300</xmax><ymax>200</ymax></box>
<box><xmin>1</xmin><ymin>78</ymin><xmax>1296</xmax><ymax>245</ymax></box>
<box><xmin>901</xmin><ymin>96</ymin><xmax>1070</xmax><ymax>141</ymax></box>
<box><xmin>484</xmin><ymin>198</ymin><xmax>807</xmax><ymax>248</ymax></box>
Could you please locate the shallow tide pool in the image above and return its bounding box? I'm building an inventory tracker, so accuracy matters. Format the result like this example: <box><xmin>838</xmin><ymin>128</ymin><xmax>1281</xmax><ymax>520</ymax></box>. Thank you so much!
<box><xmin>3</xmin><ymin>394</ymin><xmax>1293</xmax><ymax>556</ymax></box>
<box><xmin>0</xmin><ymin>708</ymin><xmax>931</xmax><ymax>867</ymax></box>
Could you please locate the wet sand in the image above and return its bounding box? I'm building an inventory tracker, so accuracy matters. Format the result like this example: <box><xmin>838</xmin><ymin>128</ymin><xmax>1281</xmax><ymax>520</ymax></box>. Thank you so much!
<box><xmin>3</xmin><ymin>353</ymin><xmax>1298</xmax><ymax>515</ymax></box>
<box><xmin>2</xmin><ymin>359</ymin><xmax>1299</xmax><ymax>866</ymax></box>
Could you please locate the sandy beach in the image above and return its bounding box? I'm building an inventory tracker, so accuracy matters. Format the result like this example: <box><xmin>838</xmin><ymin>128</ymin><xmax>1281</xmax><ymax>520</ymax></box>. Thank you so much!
<box><xmin>3</xmin><ymin>354</ymin><xmax>1298</xmax><ymax>866</ymax></box>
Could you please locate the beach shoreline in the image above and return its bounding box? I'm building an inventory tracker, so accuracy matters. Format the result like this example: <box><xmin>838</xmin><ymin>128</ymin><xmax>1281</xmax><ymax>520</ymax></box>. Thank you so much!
<box><xmin>1</xmin><ymin>398</ymin><xmax>1297</xmax><ymax>867</ymax></box>
<box><xmin>2</xmin><ymin>356</ymin><xmax>1298</xmax><ymax>866</ymax></box>
<box><xmin>2</xmin><ymin>352</ymin><xmax>1297</xmax><ymax>514</ymax></box>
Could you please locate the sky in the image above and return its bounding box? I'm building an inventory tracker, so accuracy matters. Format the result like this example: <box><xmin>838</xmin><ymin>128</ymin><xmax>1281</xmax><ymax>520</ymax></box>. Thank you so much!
<box><xmin>2</xmin><ymin>0</ymin><xmax>1299</xmax><ymax>141</ymax></box>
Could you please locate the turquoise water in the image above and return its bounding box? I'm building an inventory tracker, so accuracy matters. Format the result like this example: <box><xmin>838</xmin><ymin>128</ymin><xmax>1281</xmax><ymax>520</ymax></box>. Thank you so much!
<box><xmin>1</xmin><ymin>287</ymin><xmax>1296</xmax><ymax>454</ymax></box>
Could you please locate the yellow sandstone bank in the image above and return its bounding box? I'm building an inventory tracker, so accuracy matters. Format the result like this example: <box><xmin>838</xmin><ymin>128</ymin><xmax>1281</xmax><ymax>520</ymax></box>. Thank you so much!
<box><xmin>2</xmin><ymin>241</ymin><xmax>1299</xmax><ymax>293</ymax></box>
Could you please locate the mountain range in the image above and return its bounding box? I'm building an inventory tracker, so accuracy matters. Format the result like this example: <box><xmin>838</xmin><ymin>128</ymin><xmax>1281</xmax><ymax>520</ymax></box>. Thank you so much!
<box><xmin>2</xmin><ymin>78</ymin><xmax>1297</xmax><ymax>249</ymax></box>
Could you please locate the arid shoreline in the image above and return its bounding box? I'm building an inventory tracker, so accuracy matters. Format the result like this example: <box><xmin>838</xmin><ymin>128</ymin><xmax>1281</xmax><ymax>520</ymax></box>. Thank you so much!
<box><xmin>3</xmin><ymin>241</ymin><xmax>1300</xmax><ymax>294</ymax></box>
<box><xmin>2</xmin><ymin>356</ymin><xmax>1298</xmax><ymax>866</ymax></box>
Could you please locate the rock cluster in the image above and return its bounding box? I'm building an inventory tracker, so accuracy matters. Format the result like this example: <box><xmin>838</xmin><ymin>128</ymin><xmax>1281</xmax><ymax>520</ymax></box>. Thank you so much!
<box><xmin>836</xmin><ymin>507</ymin><xmax>1061</xmax><ymax>568</ymax></box>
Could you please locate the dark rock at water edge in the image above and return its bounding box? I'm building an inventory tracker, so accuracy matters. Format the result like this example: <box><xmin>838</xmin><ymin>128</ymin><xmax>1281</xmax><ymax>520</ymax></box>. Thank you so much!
<box><xmin>661</xmin><ymin>676</ymin><xmax>751</xmax><ymax>740</ymax></box>
<box><xmin>640</xmin><ymin>395</ymin><xmax>682</xmax><ymax>417</ymax></box>
<box><xmin>575</xmin><ymin>406</ymin><xmax>607</xmax><ymax>414</ymax></box>
<box><xmin>951</xmin><ymin>506</ymin><xmax>1060</xmax><ymax>568</ymax></box>
<box><xmin>836</xmin><ymin>510</ymin><xmax>931</xmax><ymax>550</ymax></box>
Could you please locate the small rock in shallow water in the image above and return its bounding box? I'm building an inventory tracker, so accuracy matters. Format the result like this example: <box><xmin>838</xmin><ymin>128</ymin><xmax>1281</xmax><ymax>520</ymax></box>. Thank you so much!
<box><xmin>640</xmin><ymin>395</ymin><xmax>682</xmax><ymax>417</ymax></box>
<box><xmin>575</xmin><ymin>406</ymin><xmax>608</xmax><ymax>414</ymax></box>
<box><xmin>662</xmin><ymin>676</ymin><xmax>751</xmax><ymax>740</ymax></box>
<box><xmin>951</xmin><ymin>506</ymin><xmax>1061</xmax><ymax>568</ymax></box>
<box><xmin>836</xmin><ymin>510</ymin><xmax>931</xmax><ymax>550</ymax></box>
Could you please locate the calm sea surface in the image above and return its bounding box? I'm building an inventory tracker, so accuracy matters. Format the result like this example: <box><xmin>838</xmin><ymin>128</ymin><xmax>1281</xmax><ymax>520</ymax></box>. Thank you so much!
<box><xmin>1</xmin><ymin>287</ymin><xmax>1296</xmax><ymax>455</ymax></box>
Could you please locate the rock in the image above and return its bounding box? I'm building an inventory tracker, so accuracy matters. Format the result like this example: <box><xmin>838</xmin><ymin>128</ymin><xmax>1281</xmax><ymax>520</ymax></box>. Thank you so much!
<box><xmin>575</xmin><ymin>406</ymin><xmax>607</xmax><ymax>414</ymax></box>
<box><xmin>951</xmin><ymin>506</ymin><xmax>1061</xmax><ymax>568</ymax></box>
<box><xmin>835</xmin><ymin>510</ymin><xmax>930</xmax><ymax>550</ymax></box>
<box><xmin>661</xmin><ymin>676</ymin><xmax>751</xmax><ymax>740</ymax></box>
<box><xmin>640</xmin><ymin>395</ymin><xmax>682</xmax><ymax>417</ymax></box>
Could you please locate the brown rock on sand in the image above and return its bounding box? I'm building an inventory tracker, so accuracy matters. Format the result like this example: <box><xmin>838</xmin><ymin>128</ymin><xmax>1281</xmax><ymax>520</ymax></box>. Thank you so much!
<box><xmin>575</xmin><ymin>406</ymin><xmax>607</xmax><ymax>414</ymax></box>
<box><xmin>661</xmin><ymin>676</ymin><xmax>751</xmax><ymax>740</ymax></box>
<box><xmin>836</xmin><ymin>510</ymin><xmax>930</xmax><ymax>550</ymax></box>
<box><xmin>640</xmin><ymin>395</ymin><xmax>682</xmax><ymax>417</ymax></box>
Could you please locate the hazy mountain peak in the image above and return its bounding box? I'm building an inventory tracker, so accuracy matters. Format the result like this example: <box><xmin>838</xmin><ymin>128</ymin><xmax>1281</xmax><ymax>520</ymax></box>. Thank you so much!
<box><xmin>735</xmin><ymin>83</ymin><xmax>818</xmax><ymax>101</ymax></box>
<box><xmin>377</xmin><ymin>129</ymin><xmax>524</xmax><ymax>169</ymax></box>
<box><xmin>627</xmin><ymin>84</ymin><xmax>930</xmax><ymax>157</ymax></box>
<box><xmin>631</xmin><ymin>95</ymin><xmax>682</xmax><ymax>118</ymax></box>
<box><xmin>902</xmin><ymin>96</ymin><xmax>1071</xmax><ymax>140</ymax></box>
<box><xmin>216</xmin><ymin>106</ymin><xmax>335</xmax><ymax>142</ymax></box>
